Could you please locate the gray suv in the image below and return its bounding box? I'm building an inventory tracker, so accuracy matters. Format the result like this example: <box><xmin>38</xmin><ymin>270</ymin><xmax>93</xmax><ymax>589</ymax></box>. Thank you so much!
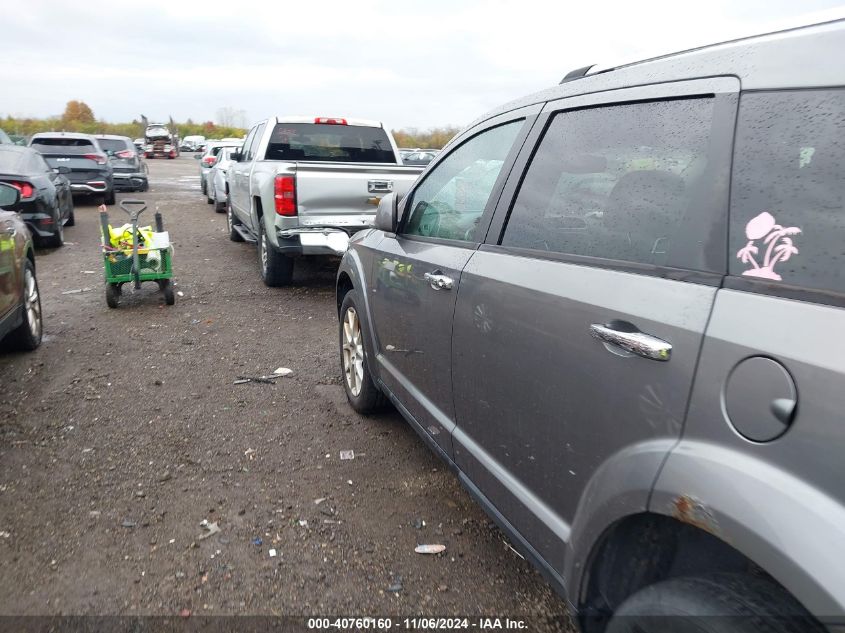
<box><xmin>336</xmin><ymin>19</ymin><xmax>845</xmax><ymax>632</ymax></box>
<box><xmin>95</xmin><ymin>134</ymin><xmax>149</xmax><ymax>192</ymax></box>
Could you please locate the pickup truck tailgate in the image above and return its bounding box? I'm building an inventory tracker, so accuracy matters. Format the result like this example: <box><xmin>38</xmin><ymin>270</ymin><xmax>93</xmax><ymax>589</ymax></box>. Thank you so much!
<box><xmin>293</xmin><ymin>163</ymin><xmax>423</xmax><ymax>228</ymax></box>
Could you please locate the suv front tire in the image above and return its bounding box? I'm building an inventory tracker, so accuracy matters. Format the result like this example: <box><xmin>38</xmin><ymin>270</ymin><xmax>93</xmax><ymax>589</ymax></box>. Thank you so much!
<box><xmin>339</xmin><ymin>290</ymin><xmax>387</xmax><ymax>413</ymax></box>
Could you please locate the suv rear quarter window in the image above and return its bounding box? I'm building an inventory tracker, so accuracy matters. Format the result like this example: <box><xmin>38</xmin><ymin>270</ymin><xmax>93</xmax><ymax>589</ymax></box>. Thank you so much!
<box><xmin>98</xmin><ymin>138</ymin><xmax>128</xmax><ymax>153</ymax></box>
<box><xmin>730</xmin><ymin>89</ymin><xmax>845</xmax><ymax>300</ymax></box>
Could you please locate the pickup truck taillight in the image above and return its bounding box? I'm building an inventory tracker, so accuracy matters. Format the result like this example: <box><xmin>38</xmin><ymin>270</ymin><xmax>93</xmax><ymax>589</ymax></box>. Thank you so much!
<box><xmin>314</xmin><ymin>117</ymin><xmax>347</xmax><ymax>125</ymax></box>
<box><xmin>274</xmin><ymin>175</ymin><xmax>296</xmax><ymax>216</ymax></box>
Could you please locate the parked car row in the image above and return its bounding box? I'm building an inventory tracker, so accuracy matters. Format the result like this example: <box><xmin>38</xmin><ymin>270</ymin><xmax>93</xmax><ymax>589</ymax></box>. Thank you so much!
<box><xmin>328</xmin><ymin>20</ymin><xmax>845</xmax><ymax>633</ymax></box>
<box><xmin>0</xmin><ymin>143</ymin><xmax>74</xmax><ymax>247</ymax></box>
<box><xmin>0</xmin><ymin>131</ymin><xmax>150</xmax><ymax>250</ymax></box>
<box><xmin>196</xmin><ymin>139</ymin><xmax>242</xmax><ymax>196</ymax></box>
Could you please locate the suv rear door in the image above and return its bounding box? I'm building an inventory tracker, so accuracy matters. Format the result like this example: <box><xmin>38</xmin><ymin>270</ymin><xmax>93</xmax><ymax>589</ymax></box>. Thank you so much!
<box><xmin>653</xmin><ymin>88</ymin><xmax>845</xmax><ymax>615</ymax></box>
<box><xmin>449</xmin><ymin>78</ymin><xmax>739</xmax><ymax>576</ymax></box>
<box><xmin>367</xmin><ymin>107</ymin><xmax>538</xmax><ymax>458</ymax></box>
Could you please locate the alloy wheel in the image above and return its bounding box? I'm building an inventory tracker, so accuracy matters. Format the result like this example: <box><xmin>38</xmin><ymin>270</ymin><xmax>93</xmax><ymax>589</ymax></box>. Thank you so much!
<box><xmin>24</xmin><ymin>268</ymin><xmax>42</xmax><ymax>339</ymax></box>
<box><xmin>342</xmin><ymin>307</ymin><xmax>364</xmax><ymax>396</ymax></box>
<box><xmin>260</xmin><ymin>232</ymin><xmax>269</xmax><ymax>274</ymax></box>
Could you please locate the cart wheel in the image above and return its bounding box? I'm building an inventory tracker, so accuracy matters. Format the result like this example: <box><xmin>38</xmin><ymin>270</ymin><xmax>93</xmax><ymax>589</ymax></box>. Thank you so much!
<box><xmin>161</xmin><ymin>279</ymin><xmax>175</xmax><ymax>306</ymax></box>
<box><xmin>106</xmin><ymin>283</ymin><xmax>119</xmax><ymax>309</ymax></box>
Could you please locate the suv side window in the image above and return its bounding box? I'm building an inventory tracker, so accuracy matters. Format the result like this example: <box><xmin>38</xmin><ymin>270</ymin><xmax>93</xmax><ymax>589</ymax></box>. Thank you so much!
<box><xmin>403</xmin><ymin>120</ymin><xmax>523</xmax><ymax>242</ymax></box>
<box><xmin>730</xmin><ymin>89</ymin><xmax>845</xmax><ymax>297</ymax></box>
<box><xmin>501</xmin><ymin>98</ymin><xmax>716</xmax><ymax>268</ymax></box>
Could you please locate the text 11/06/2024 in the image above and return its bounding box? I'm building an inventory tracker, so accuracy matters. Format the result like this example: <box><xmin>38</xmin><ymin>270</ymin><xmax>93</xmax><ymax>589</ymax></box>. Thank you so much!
<box><xmin>306</xmin><ymin>617</ymin><xmax>530</xmax><ymax>630</ymax></box>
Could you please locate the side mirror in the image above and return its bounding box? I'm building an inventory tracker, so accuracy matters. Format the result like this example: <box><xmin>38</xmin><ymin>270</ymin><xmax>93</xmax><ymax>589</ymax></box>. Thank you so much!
<box><xmin>55</xmin><ymin>166</ymin><xmax>72</xmax><ymax>175</ymax></box>
<box><xmin>231</xmin><ymin>152</ymin><xmax>242</xmax><ymax>162</ymax></box>
<box><xmin>0</xmin><ymin>182</ymin><xmax>21</xmax><ymax>209</ymax></box>
<box><xmin>374</xmin><ymin>193</ymin><xmax>401</xmax><ymax>234</ymax></box>
<box><xmin>193</xmin><ymin>153</ymin><xmax>202</xmax><ymax>159</ymax></box>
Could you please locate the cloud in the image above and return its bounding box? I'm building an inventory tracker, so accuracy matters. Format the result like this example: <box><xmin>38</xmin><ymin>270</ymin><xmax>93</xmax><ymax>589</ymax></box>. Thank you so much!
<box><xmin>1</xmin><ymin>0</ymin><xmax>843</xmax><ymax>128</ymax></box>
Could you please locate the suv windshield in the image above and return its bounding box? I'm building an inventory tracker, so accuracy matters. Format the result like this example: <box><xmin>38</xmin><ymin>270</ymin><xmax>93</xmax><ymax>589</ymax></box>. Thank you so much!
<box><xmin>31</xmin><ymin>138</ymin><xmax>97</xmax><ymax>154</ymax></box>
<box><xmin>98</xmin><ymin>138</ymin><xmax>128</xmax><ymax>152</ymax></box>
<box><xmin>266</xmin><ymin>123</ymin><xmax>396</xmax><ymax>163</ymax></box>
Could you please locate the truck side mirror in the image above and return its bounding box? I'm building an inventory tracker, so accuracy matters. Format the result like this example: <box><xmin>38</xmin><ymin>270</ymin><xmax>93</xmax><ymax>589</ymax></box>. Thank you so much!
<box><xmin>231</xmin><ymin>152</ymin><xmax>242</xmax><ymax>162</ymax></box>
<box><xmin>374</xmin><ymin>193</ymin><xmax>402</xmax><ymax>234</ymax></box>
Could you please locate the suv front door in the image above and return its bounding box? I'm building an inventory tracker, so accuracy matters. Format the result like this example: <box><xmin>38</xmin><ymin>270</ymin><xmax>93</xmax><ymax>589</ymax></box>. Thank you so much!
<box><xmin>368</xmin><ymin>112</ymin><xmax>535</xmax><ymax>458</ymax></box>
<box><xmin>450</xmin><ymin>78</ymin><xmax>739</xmax><ymax>577</ymax></box>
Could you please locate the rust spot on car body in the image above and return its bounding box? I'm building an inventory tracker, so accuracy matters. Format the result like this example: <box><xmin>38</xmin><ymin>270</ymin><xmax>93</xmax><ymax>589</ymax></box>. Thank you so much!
<box><xmin>672</xmin><ymin>495</ymin><xmax>721</xmax><ymax>536</ymax></box>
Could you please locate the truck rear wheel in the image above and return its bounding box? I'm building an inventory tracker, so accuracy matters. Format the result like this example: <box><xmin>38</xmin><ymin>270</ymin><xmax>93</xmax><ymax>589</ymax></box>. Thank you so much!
<box><xmin>257</xmin><ymin>221</ymin><xmax>294</xmax><ymax>287</ymax></box>
<box><xmin>227</xmin><ymin>200</ymin><xmax>244</xmax><ymax>242</ymax></box>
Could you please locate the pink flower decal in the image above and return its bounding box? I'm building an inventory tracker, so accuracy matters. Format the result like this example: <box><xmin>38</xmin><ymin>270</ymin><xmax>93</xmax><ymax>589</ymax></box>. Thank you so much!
<box><xmin>736</xmin><ymin>212</ymin><xmax>801</xmax><ymax>281</ymax></box>
<box><xmin>744</xmin><ymin>211</ymin><xmax>776</xmax><ymax>240</ymax></box>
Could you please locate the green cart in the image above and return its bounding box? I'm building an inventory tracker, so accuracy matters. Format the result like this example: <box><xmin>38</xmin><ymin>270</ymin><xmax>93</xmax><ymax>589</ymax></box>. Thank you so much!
<box><xmin>100</xmin><ymin>200</ymin><xmax>175</xmax><ymax>308</ymax></box>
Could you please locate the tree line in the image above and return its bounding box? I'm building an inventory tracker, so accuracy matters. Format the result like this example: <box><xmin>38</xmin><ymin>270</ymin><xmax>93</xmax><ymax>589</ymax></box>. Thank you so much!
<box><xmin>2</xmin><ymin>101</ymin><xmax>247</xmax><ymax>141</ymax></box>
<box><xmin>2</xmin><ymin>100</ymin><xmax>460</xmax><ymax>149</ymax></box>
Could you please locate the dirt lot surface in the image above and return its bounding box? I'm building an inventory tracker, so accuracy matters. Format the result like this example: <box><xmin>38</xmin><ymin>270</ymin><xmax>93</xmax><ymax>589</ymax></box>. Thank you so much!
<box><xmin>0</xmin><ymin>158</ymin><xmax>571</xmax><ymax>629</ymax></box>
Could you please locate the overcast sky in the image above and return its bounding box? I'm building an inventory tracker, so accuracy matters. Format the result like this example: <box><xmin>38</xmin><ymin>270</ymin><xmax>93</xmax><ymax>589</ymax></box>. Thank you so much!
<box><xmin>2</xmin><ymin>0</ymin><xmax>844</xmax><ymax>130</ymax></box>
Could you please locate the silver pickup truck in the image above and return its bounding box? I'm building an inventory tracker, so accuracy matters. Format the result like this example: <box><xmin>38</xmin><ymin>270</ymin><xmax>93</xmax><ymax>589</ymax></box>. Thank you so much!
<box><xmin>226</xmin><ymin>116</ymin><xmax>424</xmax><ymax>286</ymax></box>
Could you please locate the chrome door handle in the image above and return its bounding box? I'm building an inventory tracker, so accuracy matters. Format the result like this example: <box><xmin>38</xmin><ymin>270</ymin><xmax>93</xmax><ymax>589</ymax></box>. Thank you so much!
<box><xmin>424</xmin><ymin>272</ymin><xmax>454</xmax><ymax>291</ymax></box>
<box><xmin>589</xmin><ymin>323</ymin><xmax>672</xmax><ymax>361</ymax></box>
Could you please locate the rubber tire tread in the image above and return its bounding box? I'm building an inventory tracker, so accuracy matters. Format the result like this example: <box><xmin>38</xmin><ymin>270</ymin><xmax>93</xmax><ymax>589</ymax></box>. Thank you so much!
<box><xmin>257</xmin><ymin>221</ymin><xmax>293</xmax><ymax>287</ymax></box>
<box><xmin>606</xmin><ymin>572</ymin><xmax>825</xmax><ymax>633</ymax></box>
<box><xmin>228</xmin><ymin>200</ymin><xmax>244</xmax><ymax>242</ymax></box>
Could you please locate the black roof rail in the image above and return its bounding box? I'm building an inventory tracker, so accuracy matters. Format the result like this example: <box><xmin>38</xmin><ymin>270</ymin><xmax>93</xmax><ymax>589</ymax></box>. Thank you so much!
<box><xmin>560</xmin><ymin>64</ymin><xmax>596</xmax><ymax>84</ymax></box>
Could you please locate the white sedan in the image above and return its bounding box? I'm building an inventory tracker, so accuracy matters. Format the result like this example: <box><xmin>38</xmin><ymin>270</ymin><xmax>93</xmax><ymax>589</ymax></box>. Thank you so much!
<box><xmin>207</xmin><ymin>146</ymin><xmax>239</xmax><ymax>212</ymax></box>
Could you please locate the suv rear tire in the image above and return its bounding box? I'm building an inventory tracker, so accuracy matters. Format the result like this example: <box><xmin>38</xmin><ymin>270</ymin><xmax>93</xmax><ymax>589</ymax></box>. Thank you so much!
<box><xmin>605</xmin><ymin>572</ymin><xmax>824</xmax><ymax>633</ymax></box>
<box><xmin>339</xmin><ymin>290</ymin><xmax>388</xmax><ymax>413</ymax></box>
<box><xmin>42</xmin><ymin>213</ymin><xmax>64</xmax><ymax>248</ymax></box>
<box><xmin>257</xmin><ymin>221</ymin><xmax>294</xmax><ymax>287</ymax></box>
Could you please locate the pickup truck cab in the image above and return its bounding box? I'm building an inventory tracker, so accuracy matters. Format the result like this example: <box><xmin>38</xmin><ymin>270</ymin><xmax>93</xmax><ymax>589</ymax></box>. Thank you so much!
<box><xmin>226</xmin><ymin>116</ymin><xmax>424</xmax><ymax>286</ymax></box>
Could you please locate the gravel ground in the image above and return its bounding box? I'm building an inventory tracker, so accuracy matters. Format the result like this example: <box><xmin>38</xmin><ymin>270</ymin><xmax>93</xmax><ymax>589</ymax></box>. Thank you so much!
<box><xmin>0</xmin><ymin>157</ymin><xmax>572</xmax><ymax>630</ymax></box>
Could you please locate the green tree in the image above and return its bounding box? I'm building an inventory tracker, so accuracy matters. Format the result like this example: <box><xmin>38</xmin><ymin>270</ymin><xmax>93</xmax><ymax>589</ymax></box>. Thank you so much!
<box><xmin>392</xmin><ymin>125</ymin><xmax>460</xmax><ymax>149</ymax></box>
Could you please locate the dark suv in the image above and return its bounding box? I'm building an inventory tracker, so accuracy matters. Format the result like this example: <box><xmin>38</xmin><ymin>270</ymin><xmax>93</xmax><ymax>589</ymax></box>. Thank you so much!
<box><xmin>337</xmin><ymin>19</ymin><xmax>845</xmax><ymax>632</ymax></box>
<box><xmin>29</xmin><ymin>132</ymin><xmax>115</xmax><ymax>205</ymax></box>
<box><xmin>95</xmin><ymin>135</ymin><xmax>148</xmax><ymax>192</ymax></box>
